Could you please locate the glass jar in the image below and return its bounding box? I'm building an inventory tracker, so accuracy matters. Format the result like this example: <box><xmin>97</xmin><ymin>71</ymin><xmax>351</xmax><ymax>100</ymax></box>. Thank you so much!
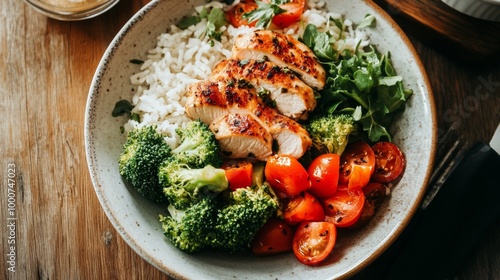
<box><xmin>23</xmin><ymin>0</ymin><xmax>120</xmax><ymax>21</ymax></box>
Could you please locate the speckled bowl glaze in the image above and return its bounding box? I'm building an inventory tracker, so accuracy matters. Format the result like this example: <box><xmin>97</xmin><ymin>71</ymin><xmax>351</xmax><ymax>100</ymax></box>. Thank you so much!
<box><xmin>84</xmin><ymin>0</ymin><xmax>437</xmax><ymax>279</ymax></box>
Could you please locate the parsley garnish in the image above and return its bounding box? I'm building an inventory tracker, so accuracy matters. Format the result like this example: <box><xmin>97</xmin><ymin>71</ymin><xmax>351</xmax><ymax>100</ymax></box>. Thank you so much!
<box><xmin>129</xmin><ymin>59</ymin><xmax>144</xmax><ymax>65</ymax></box>
<box><xmin>178</xmin><ymin>7</ymin><xmax>227</xmax><ymax>45</ymax></box>
<box><xmin>206</xmin><ymin>7</ymin><xmax>227</xmax><ymax>44</ymax></box>
<box><xmin>112</xmin><ymin>99</ymin><xmax>134</xmax><ymax>117</ymax></box>
<box><xmin>242</xmin><ymin>0</ymin><xmax>289</xmax><ymax>29</ymax></box>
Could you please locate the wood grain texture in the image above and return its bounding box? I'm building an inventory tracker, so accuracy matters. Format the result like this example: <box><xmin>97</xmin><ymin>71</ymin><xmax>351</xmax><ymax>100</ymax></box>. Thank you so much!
<box><xmin>373</xmin><ymin>0</ymin><xmax>500</xmax><ymax>65</ymax></box>
<box><xmin>0</xmin><ymin>0</ymin><xmax>499</xmax><ymax>279</ymax></box>
<box><xmin>1</xmin><ymin>0</ymin><xmax>169</xmax><ymax>279</ymax></box>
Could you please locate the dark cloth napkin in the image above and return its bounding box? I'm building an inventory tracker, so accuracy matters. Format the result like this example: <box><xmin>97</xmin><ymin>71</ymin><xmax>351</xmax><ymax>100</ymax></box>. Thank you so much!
<box><xmin>354</xmin><ymin>142</ymin><xmax>500</xmax><ymax>280</ymax></box>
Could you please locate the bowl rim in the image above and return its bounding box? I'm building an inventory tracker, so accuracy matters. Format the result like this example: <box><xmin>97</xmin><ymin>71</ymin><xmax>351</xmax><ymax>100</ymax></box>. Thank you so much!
<box><xmin>84</xmin><ymin>0</ymin><xmax>438</xmax><ymax>278</ymax></box>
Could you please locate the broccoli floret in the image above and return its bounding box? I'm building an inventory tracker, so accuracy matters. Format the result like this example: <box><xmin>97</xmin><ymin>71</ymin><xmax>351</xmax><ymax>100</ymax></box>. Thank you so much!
<box><xmin>159</xmin><ymin>198</ymin><xmax>219</xmax><ymax>253</ymax></box>
<box><xmin>306</xmin><ymin>114</ymin><xmax>358</xmax><ymax>155</ymax></box>
<box><xmin>159</xmin><ymin>158</ymin><xmax>228</xmax><ymax>209</ymax></box>
<box><xmin>172</xmin><ymin>119</ymin><xmax>223</xmax><ymax>168</ymax></box>
<box><xmin>159</xmin><ymin>182</ymin><xmax>280</xmax><ymax>253</ymax></box>
<box><xmin>119</xmin><ymin>126</ymin><xmax>171</xmax><ymax>203</ymax></box>
<box><xmin>210</xmin><ymin>183</ymin><xmax>280</xmax><ymax>252</ymax></box>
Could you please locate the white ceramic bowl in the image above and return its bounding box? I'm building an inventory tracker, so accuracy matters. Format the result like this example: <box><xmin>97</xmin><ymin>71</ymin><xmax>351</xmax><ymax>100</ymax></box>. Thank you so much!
<box><xmin>85</xmin><ymin>0</ymin><xmax>437</xmax><ymax>279</ymax></box>
<box><xmin>23</xmin><ymin>0</ymin><xmax>120</xmax><ymax>21</ymax></box>
<box><xmin>442</xmin><ymin>0</ymin><xmax>500</xmax><ymax>22</ymax></box>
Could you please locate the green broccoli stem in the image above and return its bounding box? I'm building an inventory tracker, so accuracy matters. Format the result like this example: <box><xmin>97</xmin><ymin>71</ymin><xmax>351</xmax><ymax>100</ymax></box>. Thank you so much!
<box><xmin>175</xmin><ymin>165</ymin><xmax>228</xmax><ymax>194</ymax></box>
<box><xmin>172</xmin><ymin>137</ymin><xmax>203</xmax><ymax>154</ymax></box>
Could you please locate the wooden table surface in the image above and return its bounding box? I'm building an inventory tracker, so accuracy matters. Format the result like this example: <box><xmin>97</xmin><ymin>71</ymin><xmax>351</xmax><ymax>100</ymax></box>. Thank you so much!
<box><xmin>2</xmin><ymin>0</ymin><xmax>499</xmax><ymax>279</ymax></box>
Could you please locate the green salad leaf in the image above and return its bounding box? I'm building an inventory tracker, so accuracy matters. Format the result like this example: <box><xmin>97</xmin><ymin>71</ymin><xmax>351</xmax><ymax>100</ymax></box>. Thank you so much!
<box><xmin>303</xmin><ymin>24</ymin><xmax>337</xmax><ymax>61</ymax></box>
<box><xmin>302</xmin><ymin>17</ymin><xmax>413</xmax><ymax>142</ymax></box>
<box><xmin>356</xmin><ymin>14</ymin><xmax>376</xmax><ymax>29</ymax></box>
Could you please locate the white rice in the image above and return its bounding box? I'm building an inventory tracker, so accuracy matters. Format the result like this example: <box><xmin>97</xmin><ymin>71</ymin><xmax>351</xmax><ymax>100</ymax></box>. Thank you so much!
<box><xmin>125</xmin><ymin>0</ymin><xmax>370</xmax><ymax>149</ymax></box>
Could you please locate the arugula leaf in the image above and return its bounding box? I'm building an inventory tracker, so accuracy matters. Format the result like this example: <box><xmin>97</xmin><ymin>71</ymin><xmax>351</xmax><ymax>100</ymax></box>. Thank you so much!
<box><xmin>378</xmin><ymin>76</ymin><xmax>402</xmax><ymax>86</ymax></box>
<box><xmin>330</xmin><ymin>16</ymin><xmax>344</xmax><ymax>40</ymax></box>
<box><xmin>377</xmin><ymin>81</ymin><xmax>412</xmax><ymax>113</ymax></box>
<box><xmin>314</xmin><ymin>32</ymin><xmax>337</xmax><ymax>61</ymax></box>
<box><xmin>243</xmin><ymin>0</ymin><xmax>287</xmax><ymax>29</ymax></box>
<box><xmin>315</xmin><ymin>86</ymin><xmax>347</xmax><ymax>114</ymax></box>
<box><xmin>302</xmin><ymin>24</ymin><xmax>336</xmax><ymax>61</ymax></box>
<box><xmin>358</xmin><ymin>100</ymin><xmax>392</xmax><ymax>142</ymax></box>
<box><xmin>382</xmin><ymin>52</ymin><xmax>397</xmax><ymax>76</ymax></box>
<box><xmin>302</xmin><ymin>24</ymin><xmax>317</xmax><ymax>48</ymax></box>
<box><xmin>353</xmin><ymin>68</ymin><xmax>373</xmax><ymax>92</ymax></box>
<box><xmin>357</xmin><ymin>14</ymin><xmax>376</xmax><ymax>29</ymax></box>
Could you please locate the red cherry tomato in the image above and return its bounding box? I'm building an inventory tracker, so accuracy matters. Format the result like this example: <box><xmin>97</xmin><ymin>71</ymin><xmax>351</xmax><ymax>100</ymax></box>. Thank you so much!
<box><xmin>372</xmin><ymin>142</ymin><xmax>406</xmax><ymax>183</ymax></box>
<box><xmin>292</xmin><ymin>221</ymin><xmax>336</xmax><ymax>265</ymax></box>
<box><xmin>347</xmin><ymin>164</ymin><xmax>372</xmax><ymax>191</ymax></box>
<box><xmin>349</xmin><ymin>182</ymin><xmax>387</xmax><ymax>229</ymax></box>
<box><xmin>222</xmin><ymin>159</ymin><xmax>253</xmax><ymax>191</ymax></box>
<box><xmin>284</xmin><ymin>192</ymin><xmax>325</xmax><ymax>225</ymax></box>
<box><xmin>226</xmin><ymin>0</ymin><xmax>258</xmax><ymax>27</ymax></box>
<box><xmin>264</xmin><ymin>0</ymin><xmax>306</xmax><ymax>28</ymax></box>
<box><xmin>307</xmin><ymin>154</ymin><xmax>340</xmax><ymax>198</ymax></box>
<box><xmin>251</xmin><ymin>218</ymin><xmax>294</xmax><ymax>256</ymax></box>
<box><xmin>339</xmin><ymin>141</ymin><xmax>375</xmax><ymax>190</ymax></box>
<box><xmin>265</xmin><ymin>154</ymin><xmax>310</xmax><ymax>198</ymax></box>
<box><xmin>363</xmin><ymin>182</ymin><xmax>387</xmax><ymax>208</ymax></box>
<box><xmin>322</xmin><ymin>185</ymin><xmax>366</xmax><ymax>228</ymax></box>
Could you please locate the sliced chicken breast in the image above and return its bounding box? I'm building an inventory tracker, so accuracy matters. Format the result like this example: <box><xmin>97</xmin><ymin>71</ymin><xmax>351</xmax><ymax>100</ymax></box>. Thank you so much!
<box><xmin>265</xmin><ymin>113</ymin><xmax>312</xmax><ymax>159</ymax></box>
<box><xmin>185</xmin><ymin>80</ymin><xmax>311</xmax><ymax>158</ymax></box>
<box><xmin>210</xmin><ymin>58</ymin><xmax>317</xmax><ymax>120</ymax></box>
<box><xmin>210</xmin><ymin>113</ymin><xmax>273</xmax><ymax>161</ymax></box>
<box><xmin>231</xmin><ymin>30</ymin><xmax>326</xmax><ymax>90</ymax></box>
<box><xmin>184</xmin><ymin>81</ymin><xmax>230</xmax><ymax>123</ymax></box>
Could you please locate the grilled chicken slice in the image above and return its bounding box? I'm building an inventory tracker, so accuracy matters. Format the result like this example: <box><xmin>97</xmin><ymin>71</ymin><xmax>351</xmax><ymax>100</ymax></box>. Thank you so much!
<box><xmin>231</xmin><ymin>30</ymin><xmax>326</xmax><ymax>90</ymax></box>
<box><xmin>210</xmin><ymin>59</ymin><xmax>316</xmax><ymax>120</ymax></box>
<box><xmin>210</xmin><ymin>113</ymin><xmax>273</xmax><ymax>161</ymax></box>
<box><xmin>184</xmin><ymin>81</ymin><xmax>229</xmax><ymax>123</ymax></box>
<box><xmin>265</xmin><ymin>112</ymin><xmax>312</xmax><ymax>158</ymax></box>
<box><xmin>185</xmin><ymin>80</ymin><xmax>311</xmax><ymax>158</ymax></box>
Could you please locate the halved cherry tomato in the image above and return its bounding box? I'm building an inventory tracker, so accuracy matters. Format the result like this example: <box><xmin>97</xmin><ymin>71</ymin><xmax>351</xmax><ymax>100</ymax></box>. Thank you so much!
<box><xmin>347</xmin><ymin>164</ymin><xmax>372</xmax><ymax>191</ymax></box>
<box><xmin>372</xmin><ymin>142</ymin><xmax>406</xmax><ymax>183</ymax></box>
<box><xmin>322</xmin><ymin>185</ymin><xmax>366</xmax><ymax>228</ymax></box>
<box><xmin>226</xmin><ymin>0</ymin><xmax>258</xmax><ymax>27</ymax></box>
<box><xmin>264</xmin><ymin>0</ymin><xmax>306</xmax><ymax>28</ymax></box>
<box><xmin>339</xmin><ymin>141</ymin><xmax>375</xmax><ymax>190</ymax></box>
<box><xmin>363</xmin><ymin>182</ymin><xmax>387</xmax><ymax>209</ymax></box>
<box><xmin>251</xmin><ymin>218</ymin><xmax>294</xmax><ymax>256</ymax></box>
<box><xmin>292</xmin><ymin>221</ymin><xmax>336</xmax><ymax>265</ymax></box>
<box><xmin>349</xmin><ymin>182</ymin><xmax>387</xmax><ymax>229</ymax></box>
<box><xmin>265</xmin><ymin>154</ymin><xmax>310</xmax><ymax>198</ymax></box>
<box><xmin>284</xmin><ymin>192</ymin><xmax>325</xmax><ymax>225</ymax></box>
<box><xmin>307</xmin><ymin>154</ymin><xmax>340</xmax><ymax>198</ymax></box>
<box><xmin>222</xmin><ymin>159</ymin><xmax>253</xmax><ymax>191</ymax></box>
